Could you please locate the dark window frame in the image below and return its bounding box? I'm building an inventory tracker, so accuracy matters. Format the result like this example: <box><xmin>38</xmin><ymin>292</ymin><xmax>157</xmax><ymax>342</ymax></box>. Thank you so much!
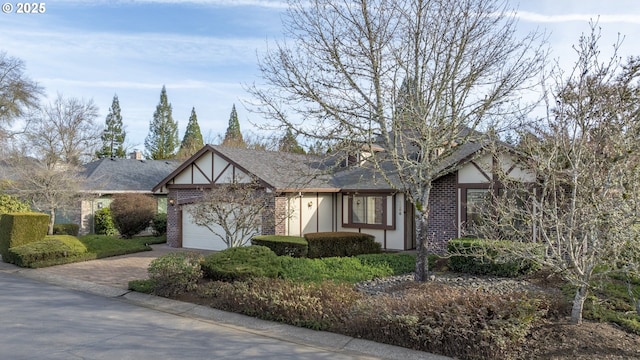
<box><xmin>343</xmin><ymin>193</ymin><xmax>395</xmax><ymax>230</ymax></box>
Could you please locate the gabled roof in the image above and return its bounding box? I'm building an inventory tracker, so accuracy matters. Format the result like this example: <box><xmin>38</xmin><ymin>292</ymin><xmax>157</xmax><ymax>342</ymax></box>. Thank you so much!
<box><xmin>153</xmin><ymin>139</ymin><xmax>491</xmax><ymax>194</ymax></box>
<box><xmin>152</xmin><ymin>145</ymin><xmax>338</xmax><ymax>193</ymax></box>
<box><xmin>330</xmin><ymin>140</ymin><xmax>487</xmax><ymax>191</ymax></box>
<box><xmin>211</xmin><ymin>145</ymin><xmax>336</xmax><ymax>191</ymax></box>
<box><xmin>83</xmin><ymin>158</ymin><xmax>181</xmax><ymax>193</ymax></box>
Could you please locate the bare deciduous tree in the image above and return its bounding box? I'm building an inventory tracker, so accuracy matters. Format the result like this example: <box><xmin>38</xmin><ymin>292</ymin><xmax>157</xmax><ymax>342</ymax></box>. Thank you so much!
<box><xmin>247</xmin><ymin>0</ymin><xmax>546</xmax><ymax>280</ymax></box>
<box><xmin>26</xmin><ymin>94</ymin><xmax>101</xmax><ymax>166</ymax></box>
<box><xmin>186</xmin><ymin>180</ymin><xmax>276</xmax><ymax>249</ymax></box>
<box><xmin>5</xmin><ymin>156</ymin><xmax>86</xmax><ymax>234</ymax></box>
<box><xmin>6</xmin><ymin>94</ymin><xmax>100</xmax><ymax>234</ymax></box>
<box><xmin>0</xmin><ymin>51</ymin><xmax>43</xmax><ymax>144</ymax></box>
<box><xmin>475</xmin><ymin>24</ymin><xmax>640</xmax><ymax>324</ymax></box>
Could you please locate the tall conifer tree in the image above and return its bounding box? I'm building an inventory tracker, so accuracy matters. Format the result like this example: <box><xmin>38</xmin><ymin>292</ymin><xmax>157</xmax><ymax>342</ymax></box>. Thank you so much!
<box><xmin>222</xmin><ymin>104</ymin><xmax>245</xmax><ymax>147</ymax></box>
<box><xmin>278</xmin><ymin>128</ymin><xmax>305</xmax><ymax>154</ymax></box>
<box><xmin>177</xmin><ymin>107</ymin><xmax>204</xmax><ymax>159</ymax></box>
<box><xmin>144</xmin><ymin>85</ymin><xmax>179</xmax><ymax>159</ymax></box>
<box><xmin>96</xmin><ymin>94</ymin><xmax>126</xmax><ymax>158</ymax></box>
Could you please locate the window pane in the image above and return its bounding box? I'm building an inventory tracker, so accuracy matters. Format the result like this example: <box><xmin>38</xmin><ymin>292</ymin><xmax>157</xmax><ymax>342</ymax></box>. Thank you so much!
<box><xmin>352</xmin><ymin>195</ymin><xmax>384</xmax><ymax>225</ymax></box>
<box><xmin>466</xmin><ymin>189</ymin><xmax>490</xmax><ymax>232</ymax></box>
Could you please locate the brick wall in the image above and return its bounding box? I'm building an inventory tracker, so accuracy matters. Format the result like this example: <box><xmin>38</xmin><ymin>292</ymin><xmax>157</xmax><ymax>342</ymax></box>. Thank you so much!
<box><xmin>166</xmin><ymin>189</ymin><xmax>205</xmax><ymax>248</ymax></box>
<box><xmin>274</xmin><ymin>196</ymin><xmax>288</xmax><ymax>235</ymax></box>
<box><xmin>427</xmin><ymin>173</ymin><xmax>457</xmax><ymax>254</ymax></box>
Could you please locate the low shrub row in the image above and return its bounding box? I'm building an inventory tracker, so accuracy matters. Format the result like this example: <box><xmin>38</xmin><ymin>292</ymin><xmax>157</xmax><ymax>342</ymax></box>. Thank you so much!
<box><xmin>448</xmin><ymin>238</ymin><xmax>542</xmax><ymax>277</ymax></box>
<box><xmin>251</xmin><ymin>232</ymin><xmax>381</xmax><ymax>259</ymax></box>
<box><xmin>251</xmin><ymin>235</ymin><xmax>307</xmax><ymax>257</ymax></box>
<box><xmin>53</xmin><ymin>223</ymin><xmax>80</xmax><ymax>236</ymax></box>
<box><xmin>305</xmin><ymin>232</ymin><xmax>381</xmax><ymax>258</ymax></box>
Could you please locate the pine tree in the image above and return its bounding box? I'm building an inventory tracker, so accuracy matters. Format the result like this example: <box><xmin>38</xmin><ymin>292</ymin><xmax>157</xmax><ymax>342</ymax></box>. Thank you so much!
<box><xmin>177</xmin><ymin>107</ymin><xmax>204</xmax><ymax>159</ymax></box>
<box><xmin>96</xmin><ymin>94</ymin><xmax>126</xmax><ymax>159</ymax></box>
<box><xmin>144</xmin><ymin>86</ymin><xmax>179</xmax><ymax>160</ymax></box>
<box><xmin>221</xmin><ymin>104</ymin><xmax>245</xmax><ymax>148</ymax></box>
<box><xmin>278</xmin><ymin>128</ymin><xmax>305</xmax><ymax>154</ymax></box>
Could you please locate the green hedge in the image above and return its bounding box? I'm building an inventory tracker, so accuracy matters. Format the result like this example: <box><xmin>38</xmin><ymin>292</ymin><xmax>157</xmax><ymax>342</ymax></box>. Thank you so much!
<box><xmin>0</xmin><ymin>212</ymin><xmax>49</xmax><ymax>260</ymax></box>
<box><xmin>53</xmin><ymin>223</ymin><xmax>80</xmax><ymax>236</ymax></box>
<box><xmin>304</xmin><ymin>232</ymin><xmax>380</xmax><ymax>258</ymax></box>
<box><xmin>251</xmin><ymin>235</ymin><xmax>308</xmax><ymax>257</ymax></box>
<box><xmin>4</xmin><ymin>235</ymin><xmax>87</xmax><ymax>268</ymax></box>
<box><xmin>448</xmin><ymin>238</ymin><xmax>542</xmax><ymax>277</ymax></box>
<box><xmin>201</xmin><ymin>245</ymin><xmax>282</xmax><ymax>282</ymax></box>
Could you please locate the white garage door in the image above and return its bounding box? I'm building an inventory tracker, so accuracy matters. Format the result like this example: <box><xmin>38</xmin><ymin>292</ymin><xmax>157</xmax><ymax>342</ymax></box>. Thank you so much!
<box><xmin>182</xmin><ymin>204</ymin><xmax>228</xmax><ymax>251</ymax></box>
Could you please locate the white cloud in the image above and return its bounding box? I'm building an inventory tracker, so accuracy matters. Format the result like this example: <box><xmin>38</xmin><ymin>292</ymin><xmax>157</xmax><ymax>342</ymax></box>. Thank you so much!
<box><xmin>515</xmin><ymin>11</ymin><xmax>640</xmax><ymax>24</ymax></box>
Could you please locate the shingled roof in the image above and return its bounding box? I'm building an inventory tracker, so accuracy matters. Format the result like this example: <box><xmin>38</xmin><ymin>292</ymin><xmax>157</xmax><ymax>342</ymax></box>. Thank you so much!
<box><xmin>83</xmin><ymin>158</ymin><xmax>181</xmax><ymax>193</ymax></box>
<box><xmin>212</xmin><ymin>145</ymin><xmax>338</xmax><ymax>191</ymax></box>
<box><xmin>153</xmin><ymin>137</ymin><xmax>491</xmax><ymax>194</ymax></box>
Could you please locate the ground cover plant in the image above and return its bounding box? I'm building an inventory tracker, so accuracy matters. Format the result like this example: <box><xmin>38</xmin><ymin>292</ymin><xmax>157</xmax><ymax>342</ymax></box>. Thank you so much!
<box><xmin>132</xmin><ymin>247</ymin><xmax>640</xmax><ymax>359</ymax></box>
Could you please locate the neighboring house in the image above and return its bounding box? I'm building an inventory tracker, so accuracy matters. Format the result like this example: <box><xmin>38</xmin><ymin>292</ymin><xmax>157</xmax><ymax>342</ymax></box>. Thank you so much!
<box><xmin>153</xmin><ymin>142</ymin><xmax>533</xmax><ymax>252</ymax></box>
<box><xmin>79</xmin><ymin>152</ymin><xmax>181</xmax><ymax>235</ymax></box>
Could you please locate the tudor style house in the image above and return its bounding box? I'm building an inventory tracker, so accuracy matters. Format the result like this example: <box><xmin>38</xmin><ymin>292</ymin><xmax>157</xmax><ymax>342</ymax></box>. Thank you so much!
<box><xmin>153</xmin><ymin>140</ymin><xmax>533</xmax><ymax>252</ymax></box>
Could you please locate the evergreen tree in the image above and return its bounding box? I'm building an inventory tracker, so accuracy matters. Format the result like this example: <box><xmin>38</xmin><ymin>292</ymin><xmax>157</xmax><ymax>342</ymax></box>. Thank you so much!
<box><xmin>278</xmin><ymin>128</ymin><xmax>305</xmax><ymax>154</ymax></box>
<box><xmin>221</xmin><ymin>104</ymin><xmax>245</xmax><ymax>147</ymax></box>
<box><xmin>96</xmin><ymin>94</ymin><xmax>126</xmax><ymax>158</ymax></box>
<box><xmin>177</xmin><ymin>107</ymin><xmax>204</xmax><ymax>159</ymax></box>
<box><xmin>144</xmin><ymin>86</ymin><xmax>179</xmax><ymax>159</ymax></box>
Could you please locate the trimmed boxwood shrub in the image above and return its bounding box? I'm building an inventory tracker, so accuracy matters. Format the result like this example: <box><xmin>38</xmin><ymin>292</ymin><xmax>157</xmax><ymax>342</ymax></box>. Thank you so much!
<box><xmin>448</xmin><ymin>238</ymin><xmax>542</xmax><ymax>277</ymax></box>
<box><xmin>305</xmin><ymin>232</ymin><xmax>381</xmax><ymax>258</ymax></box>
<box><xmin>251</xmin><ymin>235</ymin><xmax>308</xmax><ymax>257</ymax></box>
<box><xmin>151</xmin><ymin>213</ymin><xmax>167</xmax><ymax>236</ymax></box>
<box><xmin>53</xmin><ymin>223</ymin><xmax>80</xmax><ymax>236</ymax></box>
<box><xmin>0</xmin><ymin>212</ymin><xmax>49</xmax><ymax>260</ymax></box>
<box><xmin>4</xmin><ymin>235</ymin><xmax>87</xmax><ymax>268</ymax></box>
<box><xmin>94</xmin><ymin>207</ymin><xmax>118</xmax><ymax>236</ymax></box>
<box><xmin>201</xmin><ymin>245</ymin><xmax>282</xmax><ymax>282</ymax></box>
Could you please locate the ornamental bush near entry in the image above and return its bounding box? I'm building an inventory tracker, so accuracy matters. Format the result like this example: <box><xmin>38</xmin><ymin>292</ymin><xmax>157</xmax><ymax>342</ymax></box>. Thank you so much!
<box><xmin>110</xmin><ymin>194</ymin><xmax>155</xmax><ymax>238</ymax></box>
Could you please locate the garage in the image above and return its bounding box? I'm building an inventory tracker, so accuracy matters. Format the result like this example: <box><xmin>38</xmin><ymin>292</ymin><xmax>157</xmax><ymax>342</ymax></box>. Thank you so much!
<box><xmin>181</xmin><ymin>204</ymin><xmax>228</xmax><ymax>251</ymax></box>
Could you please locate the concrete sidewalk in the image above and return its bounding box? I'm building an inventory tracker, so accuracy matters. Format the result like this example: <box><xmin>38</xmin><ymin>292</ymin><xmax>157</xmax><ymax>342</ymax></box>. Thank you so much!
<box><xmin>0</xmin><ymin>244</ymin><xmax>451</xmax><ymax>360</ymax></box>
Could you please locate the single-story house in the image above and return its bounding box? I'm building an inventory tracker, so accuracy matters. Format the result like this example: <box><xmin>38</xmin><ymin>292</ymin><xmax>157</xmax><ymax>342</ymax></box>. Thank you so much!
<box><xmin>153</xmin><ymin>140</ymin><xmax>532</xmax><ymax>252</ymax></box>
<box><xmin>79</xmin><ymin>152</ymin><xmax>181</xmax><ymax>235</ymax></box>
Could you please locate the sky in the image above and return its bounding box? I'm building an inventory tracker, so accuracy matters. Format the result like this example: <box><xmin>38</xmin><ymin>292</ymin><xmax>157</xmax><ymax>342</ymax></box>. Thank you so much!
<box><xmin>1</xmin><ymin>0</ymin><xmax>640</xmax><ymax>153</ymax></box>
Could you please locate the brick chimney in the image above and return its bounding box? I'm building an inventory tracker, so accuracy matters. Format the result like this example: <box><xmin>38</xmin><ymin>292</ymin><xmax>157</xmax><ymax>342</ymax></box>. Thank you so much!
<box><xmin>130</xmin><ymin>150</ymin><xmax>143</xmax><ymax>160</ymax></box>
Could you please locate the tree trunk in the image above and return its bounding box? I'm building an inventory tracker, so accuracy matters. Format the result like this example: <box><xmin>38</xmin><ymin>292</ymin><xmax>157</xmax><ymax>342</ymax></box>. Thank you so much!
<box><xmin>48</xmin><ymin>209</ymin><xmax>56</xmax><ymax>235</ymax></box>
<box><xmin>414</xmin><ymin>211</ymin><xmax>430</xmax><ymax>282</ymax></box>
<box><xmin>571</xmin><ymin>285</ymin><xmax>588</xmax><ymax>324</ymax></box>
